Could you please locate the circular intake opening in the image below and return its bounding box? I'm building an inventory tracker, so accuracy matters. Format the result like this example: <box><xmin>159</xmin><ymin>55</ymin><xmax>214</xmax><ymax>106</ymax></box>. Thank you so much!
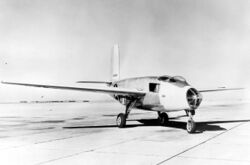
<box><xmin>186</xmin><ymin>88</ymin><xmax>202</xmax><ymax>109</ymax></box>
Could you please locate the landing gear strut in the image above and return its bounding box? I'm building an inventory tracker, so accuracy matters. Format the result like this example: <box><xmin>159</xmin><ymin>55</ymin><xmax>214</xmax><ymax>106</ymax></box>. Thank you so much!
<box><xmin>186</xmin><ymin>110</ymin><xmax>196</xmax><ymax>133</ymax></box>
<box><xmin>116</xmin><ymin>100</ymin><xmax>137</xmax><ymax>128</ymax></box>
<box><xmin>185</xmin><ymin>109</ymin><xmax>195</xmax><ymax>116</ymax></box>
<box><xmin>158</xmin><ymin>112</ymin><xmax>169</xmax><ymax>126</ymax></box>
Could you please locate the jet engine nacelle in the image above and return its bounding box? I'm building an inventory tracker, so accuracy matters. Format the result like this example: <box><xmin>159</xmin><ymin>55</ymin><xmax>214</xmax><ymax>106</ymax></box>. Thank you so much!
<box><xmin>159</xmin><ymin>82</ymin><xmax>201</xmax><ymax>110</ymax></box>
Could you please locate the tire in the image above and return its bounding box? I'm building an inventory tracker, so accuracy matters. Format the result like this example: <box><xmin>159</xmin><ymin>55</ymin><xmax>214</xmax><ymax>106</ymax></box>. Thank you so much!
<box><xmin>158</xmin><ymin>113</ymin><xmax>169</xmax><ymax>126</ymax></box>
<box><xmin>116</xmin><ymin>113</ymin><xmax>126</xmax><ymax>128</ymax></box>
<box><xmin>186</xmin><ymin>119</ymin><xmax>196</xmax><ymax>133</ymax></box>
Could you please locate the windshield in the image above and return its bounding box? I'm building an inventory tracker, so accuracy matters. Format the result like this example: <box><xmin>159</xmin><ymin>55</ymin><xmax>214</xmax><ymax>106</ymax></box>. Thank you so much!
<box><xmin>158</xmin><ymin>75</ymin><xmax>171</xmax><ymax>82</ymax></box>
<box><xmin>171</xmin><ymin>76</ymin><xmax>186</xmax><ymax>82</ymax></box>
<box><xmin>158</xmin><ymin>75</ymin><xmax>187</xmax><ymax>84</ymax></box>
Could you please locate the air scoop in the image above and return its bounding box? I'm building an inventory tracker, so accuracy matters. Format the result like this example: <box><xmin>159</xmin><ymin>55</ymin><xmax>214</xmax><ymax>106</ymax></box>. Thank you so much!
<box><xmin>186</xmin><ymin>88</ymin><xmax>202</xmax><ymax>109</ymax></box>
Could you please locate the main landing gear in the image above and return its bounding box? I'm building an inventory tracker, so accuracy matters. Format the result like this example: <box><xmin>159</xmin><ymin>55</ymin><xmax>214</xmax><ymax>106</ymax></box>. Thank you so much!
<box><xmin>158</xmin><ymin>112</ymin><xmax>169</xmax><ymax>126</ymax></box>
<box><xmin>116</xmin><ymin>113</ymin><xmax>127</xmax><ymax>128</ymax></box>
<box><xmin>116</xmin><ymin>101</ymin><xmax>196</xmax><ymax>133</ymax></box>
<box><xmin>157</xmin><ymin>110</ymin><xmax>196</xmax><ymax>133</ymax></box>
<box><xmin>116</xmin><ymin>100</ymin><xmax>137</xmax><ymax>128</ymax></box>
<box><xmin>186</xmin><ymin>110</ymin><xmax>196</xmax><ymax>133</ymax></box>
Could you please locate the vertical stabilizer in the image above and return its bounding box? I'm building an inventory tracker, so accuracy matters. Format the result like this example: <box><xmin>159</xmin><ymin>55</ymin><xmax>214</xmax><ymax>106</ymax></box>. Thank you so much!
<box><xmin>112</xmin><ymin>44</ymin><xmax>120</xmax><ymax>81</ymax></box>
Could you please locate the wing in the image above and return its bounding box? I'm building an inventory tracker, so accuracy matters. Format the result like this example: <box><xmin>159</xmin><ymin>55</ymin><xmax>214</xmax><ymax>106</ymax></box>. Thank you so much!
<box><xmin>76</xmin><ymin>81</ymin><xmax>112</xmax><ymax>85</ymax></box>
<box><xmin>1</xmin><ymin>81</ymin><xmax>146</xmax><ymax>97</ymax></box>
<box><xmin>198</xmin><ymin>87</ymin><xmax>244</xmax><ymax>93</ymax></box>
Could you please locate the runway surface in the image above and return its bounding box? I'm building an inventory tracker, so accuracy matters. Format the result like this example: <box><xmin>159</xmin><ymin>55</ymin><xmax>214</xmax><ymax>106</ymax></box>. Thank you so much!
<box><xmin>0</xmin><ymin>100</ymin><xmax>250</xmax><ymax>165</ymax></box>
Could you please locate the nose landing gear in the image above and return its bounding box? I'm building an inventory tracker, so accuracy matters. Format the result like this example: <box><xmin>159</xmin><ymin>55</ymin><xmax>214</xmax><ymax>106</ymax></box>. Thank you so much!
<box><xmin>186</xmin><ymin>110</ymin><xmax>196</xmax><ymax>133</ymax></box>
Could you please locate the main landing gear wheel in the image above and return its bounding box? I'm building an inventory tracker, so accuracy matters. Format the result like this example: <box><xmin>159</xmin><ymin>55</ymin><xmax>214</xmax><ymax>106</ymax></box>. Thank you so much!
<box><xmin>116</xmin><ymin>99</ymin><xmax>137</xmax><ymax>128</ymax></box>
<box><xmin>158</xmin><ymin>112</ymin><xmax>169</xmax><ymax>126</ymax></box>
<box><xmin>116</xmin><ymin>113</ymin><xmax>127</xmax><ymax>128</ymax></box>
<box><xmin>186</xmin><ymin>119</ymin><xmax>196</xmax><ymax>133</ymax></box>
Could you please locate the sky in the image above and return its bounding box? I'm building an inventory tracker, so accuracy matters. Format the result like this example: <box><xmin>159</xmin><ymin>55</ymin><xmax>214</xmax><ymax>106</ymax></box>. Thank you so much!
<box><xmin>0</xmin><ymin>0</ymin><xmax>250</xmax><ymax>102</ymax></box>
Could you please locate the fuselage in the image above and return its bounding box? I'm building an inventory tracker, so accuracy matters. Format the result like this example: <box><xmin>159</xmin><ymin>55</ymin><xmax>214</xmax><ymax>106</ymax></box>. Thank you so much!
<box><xmin>110</xmin><ymin>75</ymin><xmax>202</xmax><ymax>112</ymax></box>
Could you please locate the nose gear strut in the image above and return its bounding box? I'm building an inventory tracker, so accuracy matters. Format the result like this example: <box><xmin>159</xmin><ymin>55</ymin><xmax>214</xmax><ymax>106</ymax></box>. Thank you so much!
<box><xmin>186</xmin><ymin>110</ymin><xmax>196</xmax><ymax>133</ymax></box>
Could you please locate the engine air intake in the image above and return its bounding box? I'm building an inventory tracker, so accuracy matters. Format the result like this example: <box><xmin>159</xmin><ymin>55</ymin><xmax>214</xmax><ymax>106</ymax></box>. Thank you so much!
<box><xmin>186</xmin><ymin>88</ymin><xmax>202</xmax><ymax>109</ymax></box>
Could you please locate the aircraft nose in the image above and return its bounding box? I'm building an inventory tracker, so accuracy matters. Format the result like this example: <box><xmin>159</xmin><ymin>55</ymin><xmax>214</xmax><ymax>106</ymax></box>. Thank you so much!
<box><xmin>186</xmin><ymin>88</ymin><xmax>202</xmax><ymax>109</ymax></box>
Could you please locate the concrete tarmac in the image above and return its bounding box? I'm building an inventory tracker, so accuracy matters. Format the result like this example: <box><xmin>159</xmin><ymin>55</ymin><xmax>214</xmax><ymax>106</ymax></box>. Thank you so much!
<box><xmin>0</xmin><ymin>100</ymin><xmax>250</xmax><ymax>165</ymax></box>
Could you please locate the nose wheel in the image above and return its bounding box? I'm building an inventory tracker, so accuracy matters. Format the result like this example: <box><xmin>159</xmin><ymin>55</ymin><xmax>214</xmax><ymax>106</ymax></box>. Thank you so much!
<box><xmin>186</xmin><ymin>110</ymin><xmax>196</xmax><ymax>133</ymax></box>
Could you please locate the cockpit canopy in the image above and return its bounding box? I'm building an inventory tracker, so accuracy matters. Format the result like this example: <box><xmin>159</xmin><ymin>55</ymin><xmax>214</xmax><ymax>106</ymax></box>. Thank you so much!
<box><xmin>158</xmin><ymin>75</ymin><xmax>188</xmax><ymax>84</ymax></box>
<box><xmin>158</xmin><ymin>75</ymin><xmax>171</xmax><ymax>82</ymax></box>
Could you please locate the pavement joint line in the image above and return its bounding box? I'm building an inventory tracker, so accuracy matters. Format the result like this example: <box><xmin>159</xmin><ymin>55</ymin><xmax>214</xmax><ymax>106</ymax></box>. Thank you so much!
<box><xmin>1</xmin><ymin>119</ymin><xmax>151</xmax><ymax>151</ymax></box>
<box><xmin>34</xmin><ymin>132</ymin><xmax>96</xmax><ymax>144</ymax></box>
<box><xmin>95</xmin><ymin>150</ymin><xmax>165</xmax><ymax>157</ymax></box>
<box><xmin>36</xmin><ymin>136</ymin><xmax>146</xmax><ymax>165</ymax></box>
<box><xmin>0</xmin><ymin>127</ymin><xmax>115</xmax><ymax>150</ymax></box>
<box><xmin>156</xmin><ymin>122</ymin><xmax>245</xmax><ymax>165</ymax></box>
<box><xmin>0</xmin><ymin>117</ymin><xmax>116</xmax><ymax>140</ymax></box>
<box><xmin>178</xmin><ymin>155</ymin><xmax>250</xmax><ymax>163</ymax></box>
<box><xmin>0</xmin><ymin>127</ymin><xmax>65</xmax><ymax>140</ymax></box>
<box><xmin>33</xmin><ymin>127</ymin><xmax>128</xmax><ymax>145</ymax></box>
<box><xmin>0</xmin><ymin>130</ymin><xmax>57</xmax><ymax>139</ymax></box>
<box><xmin>0</xmin><ymin>132</ymin><xmax>89</xmax><ymax>150</ymax></box>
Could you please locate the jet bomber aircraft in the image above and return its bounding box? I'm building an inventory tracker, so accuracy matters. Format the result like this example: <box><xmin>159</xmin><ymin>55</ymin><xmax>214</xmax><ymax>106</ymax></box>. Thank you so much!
<box><xmin>2</xmin><ymin>45</ymin><xmax>242</xmax><ymax>133</ymax></box>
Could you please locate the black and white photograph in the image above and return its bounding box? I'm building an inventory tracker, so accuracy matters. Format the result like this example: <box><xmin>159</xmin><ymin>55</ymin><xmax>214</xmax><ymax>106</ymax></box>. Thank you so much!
<box><xmin>0</xmin><ymin>0</ymin><xmax>250</xmax><ymax>164</ymax></box>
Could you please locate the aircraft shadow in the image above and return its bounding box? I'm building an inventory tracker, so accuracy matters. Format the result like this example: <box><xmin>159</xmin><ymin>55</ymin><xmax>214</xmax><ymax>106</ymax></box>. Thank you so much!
<box><xmin>63</xmin><ymin>119</ymin><xmax>250</xmax><ymax>133</ymax></box>
<box><xmin>138</xmin><ymin>119</ymin><xmax>250</xmax><ymax>133</ymax></box>
<box><xmin>63</xmin><ymin>124</ymin><xmax>140</xmax><ymax>129</ymax></box>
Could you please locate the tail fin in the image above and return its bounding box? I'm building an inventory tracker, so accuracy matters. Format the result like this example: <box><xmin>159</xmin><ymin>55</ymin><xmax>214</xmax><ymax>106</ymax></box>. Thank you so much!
<box><xmin>111</xmin><ymin>44</ymin><xmax>120</xmax><ymax>81</ymax></box>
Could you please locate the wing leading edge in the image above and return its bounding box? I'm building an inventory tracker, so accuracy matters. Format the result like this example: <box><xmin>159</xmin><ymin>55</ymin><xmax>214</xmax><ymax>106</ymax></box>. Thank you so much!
<box><xmin>1</xmin><ymin>81</ymin><xmax>146</xmax><ymax>97</ymax></box>
<box><xmin>76</xmin><ymin>81</ymin><xmax>112</xmax><ymax>85</ymax></box>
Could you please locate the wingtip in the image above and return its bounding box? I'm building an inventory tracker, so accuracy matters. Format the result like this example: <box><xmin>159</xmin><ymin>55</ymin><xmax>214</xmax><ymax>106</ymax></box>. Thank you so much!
<box><xmin>1</xmin><ymin>81</ymin><xmax>12</xmax><ymax>84</ymax></box>
<box><xmin>1</xmin><ymin>81</ymin><xmax>9</xmax><ymax>84</ymax></box>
